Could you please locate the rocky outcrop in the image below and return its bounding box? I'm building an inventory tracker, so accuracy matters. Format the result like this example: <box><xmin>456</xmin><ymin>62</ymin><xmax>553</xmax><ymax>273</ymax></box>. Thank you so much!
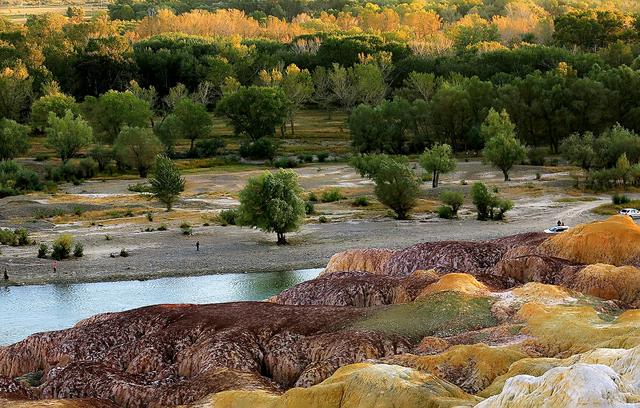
<box><xmin>0</xmin><ymin>303</ymin><xmax>410</xmax><ymax>407</ymax></box>
<box><xmin>539</xmin><ymin>215</ymin><xmax>640</xmax><ymax>266</ymax></box>
<box><xmin>571</xmin><ymin>264</ymin><xmax>640</xmax><ymax>307</ymax></box>
<box><xmin>322</xmin><ymin>249</ymin><xmax>395</xmax><ymax>275</ymax></box>
<box><xmin>194</xmin><ymin>363</ymin><xmax>480</xmax><ymax>408</ymax></box>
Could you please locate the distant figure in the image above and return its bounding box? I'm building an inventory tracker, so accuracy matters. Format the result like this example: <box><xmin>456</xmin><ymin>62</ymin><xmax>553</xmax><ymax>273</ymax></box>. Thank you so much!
<box><xmin>561</xmin><ymin>221</ymin><xmax>565</xmax><ymax>226</ymax></box>
<box><xmin>557</xmin><ymin>220</ymin><xmax>562</xmax><ymax>227</ymax></box>
<box><xmin>3</xmin><ymin>268</ymin><xmax>8</xmax><ymax>281</ymax></box>
<box><xmin>196</xmin><ymin>241</ymin><xmax>200</xmax><ymax>252</ymax></box>
<box><xmin>52</xmin><ymin>260</ymin><xmax>58</xmax><ymax>273</ymax></box>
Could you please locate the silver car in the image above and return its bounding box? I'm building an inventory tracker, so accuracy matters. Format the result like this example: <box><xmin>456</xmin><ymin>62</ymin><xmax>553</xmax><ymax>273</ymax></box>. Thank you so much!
<box><xmin>544</xmin><ymin>226</ymin><xmax>569</xmax><ymax>234</ymax></box>
<box><xmin>619</xmin><ymin>208</ymin><xmax>640</xmax><ymax>219</ymax></box>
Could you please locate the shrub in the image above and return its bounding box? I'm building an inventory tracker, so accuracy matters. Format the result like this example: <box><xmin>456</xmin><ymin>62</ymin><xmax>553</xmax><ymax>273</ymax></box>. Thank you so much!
<box><xmin>128</xmin><ymin>183</ymin><xmax>153</xmax><ymax>193</ymax></box>
<box><xmin>437</xmin><ymin>205</ymin><xmax>454</xmax><ymax>219</ymax></box>
<box><xmin>317</xmin><ymin>152</ymin><xmax>330</xmax><ymax>162</ymax></box>
<box><xmin>239</xmin><ymin>138</ymin><xmax>277</xmax><ymax>160</ymax></box>
<box><xmin>273</xmin><ymin>157</ymin><xmax>299</xmax><ymax>168</ymax></box>
<box><xmin>180</xmin><ymin>222</ymin><xmax>193</xmax><ymax>235</ymax></box>
<box><xmin>73</xmin><ymin>242</ymin><xmax>84</xmax><ymax>257</ymax></box>
<box><xmin>318</xmin><ymin>215</ymin><xmax>328</xmax><ymax>223</ymax></box>
<box><xmin>218</xmin><ymin>209</ymin><xmax>239</xmax><ymax>226</ymax></box>
<box><xmin>352</xmin><ymin>196</ymin><xmax>369</xmax><ymax>207</ymax></box>
<box><xmin>72</xmin><ymin>205</ymin><xmax>84</xmax><ymax>216</ymax></box>
<box><xmin>321</xmin><ymin>188</ymin><xmax>344</xmax><ymax>203</ymax></box>
<box><xmin>440</xmin><ymin>191</ymin><xmax>464</xmax><ymax>217</ymax></box>
<box><xmin>307</xmin><ymin>192</ymin><xmax>318</xmax><ymax>202</ymax></box>
<box><xmin>119</xmin><ymin>248</ymin><xmax>129</xmax><ymax>257</ymax></box>
<box><xmin>471</xmin><ymin>182</ymin><xmax>514</xmax><ymax>220</ymax></box>
<box><xmin>146</xmin><ymin>211</ymin><xmax>153</xmax><ymax>222</ymax></box>
<box><xmin>0</xmin><ymin>228</ymin><xmax>30</xmax><ymax>246</ymax></box>
<box><xmin>305</xmin><ymin>201</ymin><xmax>315</xmax><ymax>215</ymax></box>
<box><xmin>38</xmin><ymin>243</ymin><xmax>49</xmax><ymax>258</ymax></box>
<box><xmin>527</xmin><ymin>147</ymin><xmax>547</xmax><ymax>166</ymax></box>
<box><xmin>157</xmin><ymin>224</ymin><xmax>168</xmax><ymax>231</ymax></box>
<box><xmin>612</xmin><ymin>193</ymin><xmax>631</xmax><ymax>205</ymax></box>
<box><xmin>0</xmin><ymin>161</ymin><xmax>42</xmax><ymax>197</ymax></box>
<box><xmin>51</xmin><ymin>234</ymin><xmax>74</xmax><ymax>260</ymax></box>
<box><xmin>298</xmin><ymin>153</ymin><xmax>314</xmax><ymax>163</ymax></box>
<box><xmin>195</xmin><ymin>137</ymin><xmax>226</xmax><ymax>157</ymax></box>
<box><xmin>105</xmin><ymin>235</ymin><xmax>112</xmax><ymax>240</ymax></box>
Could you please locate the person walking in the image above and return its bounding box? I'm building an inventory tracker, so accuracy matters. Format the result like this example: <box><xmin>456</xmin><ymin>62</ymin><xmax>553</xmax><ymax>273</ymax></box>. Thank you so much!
<box><xmin>196</xmin><ymin>241</ymin><xmax>200</xmax><ymax>252</ymax></box>
<box><xmin>52</xmin><ymin>260</ymin><xmax>58</xmax><ymax>273</ymax></box>
<box><xmin>3</xmin><ymin>268</ymin><xmax>8</xmax><ymax>281</ymax></box>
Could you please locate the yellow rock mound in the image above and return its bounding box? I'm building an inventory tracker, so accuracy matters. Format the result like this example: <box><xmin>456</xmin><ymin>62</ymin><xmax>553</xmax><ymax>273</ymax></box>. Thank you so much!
<box><xmin>417</xmin><ymin>273</ymin><xmax>490</xmax><ymax>298</ymax></box>
<box><xmin>196</xmin><ymin>363</ymin><xmax>478</xmax><ymax>408</ymax></box>
<box><xmin>539</xmin><ymin>215</ymin><xmax>640</xmax><ymax>266</ymax></box>
<box><xmin>387</xmin><ymin>344</ymin><xmax>527</xmax><ymax>393</ymax></box>
<box><xmin>571</xmin><ymin>264</ymin><xmax>640</xmax><ymax>306</ymax></box>
<box><xmin>322</xmin><ymin>249</ymin><xmax>395</xmax><ymax>275</ymax></box>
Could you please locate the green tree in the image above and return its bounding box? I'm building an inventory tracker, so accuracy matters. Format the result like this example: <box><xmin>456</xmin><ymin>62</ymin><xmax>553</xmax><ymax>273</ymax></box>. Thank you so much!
<box><xmin>440</xmin><ymin>190</ymin><xmax>464</xmax><ymax>218</ymax></box>
<box><xmin>0</xmin><ymin>65</ymin><xmax>33</xmax><ymax>121</ymax></box>
<box><xmin>45</xmin><ymin>111</ymin><xmax>93</xmax><ymax>163</ymax></box>
<box><xmin>31</xmin><ymin>93</ymin><xmax>78</xmax><ymax>132</ymax></box>
<box><xmin>560</xmin><ymin>132</ymin><xmax>597</xmax><ymax>170</ymax></box>
<box><xmin>349</xmin><ymin>99</ymin><xmax>412</xmax><ymax>154</ymax></box>
<box><xmin>0</xmin><ymin>119</ymin><xmax>30</xmax><ymax>161</ymax></box>
<box><xmin>114</xmin><ymin>126</ymin><xmax>163</xmax><ymax>177</ymax></box>
<box><xmin>216</xmin><ymin>86</ymin><xmax>288</xmax><ymax>141</ymax></box>
<box><xmin>351</xmin><ymin>155</ymin><xmax>420</xmax><ymax>220</ymax></box>
<box><xmin>481</xmin><ymin>109</ymin><xmax>526</xmax><ymax>181</ymax></box>
<box><xmin>82</xmin><ymin>91</ymin><xmax>153</xmax><ymax>144</ymax></box>
<box><xmin>170</xmin><ymin>98</ymin><xmax>212</xmax><ymax>154</ymax></box>
<box><xmin>150</xmin><ymin>155</ymin><xmax>185</xmax><ymax>211</ymax></box>
<box><xmin>238</xmin><ymin>169</ymin><xmax>306</xmax><ymax>245</ymax></box>
<box><xmin>419</xmin><ymin>143</ymin><xmax>457</xmax><ymax>188</ymax></box>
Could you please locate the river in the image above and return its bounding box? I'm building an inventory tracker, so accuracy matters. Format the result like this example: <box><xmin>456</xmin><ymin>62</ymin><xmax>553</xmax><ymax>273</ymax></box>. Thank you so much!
<box><xmin>0</xmin><ymin>268</ymin><xmax>321</xmax><ymax>346</ymax></box>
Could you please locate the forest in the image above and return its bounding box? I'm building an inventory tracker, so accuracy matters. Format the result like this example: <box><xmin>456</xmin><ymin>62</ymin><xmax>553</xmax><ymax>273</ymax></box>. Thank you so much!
<box><xmin>3</xmin><ymin>0</ymin><xmax>640</xmax><ymax>195</ymax></box>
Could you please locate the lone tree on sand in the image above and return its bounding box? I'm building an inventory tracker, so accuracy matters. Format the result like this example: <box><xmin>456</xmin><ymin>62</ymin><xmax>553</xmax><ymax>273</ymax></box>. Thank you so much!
<box><xmin>238</xmin><ymin>169</ymin><xmax>305</xmax><ymax>245</ymax></box>
<box><xmin>149</xmin><ymin>155</ymin><xmax>185</xmax><ymax>211</ymax></box>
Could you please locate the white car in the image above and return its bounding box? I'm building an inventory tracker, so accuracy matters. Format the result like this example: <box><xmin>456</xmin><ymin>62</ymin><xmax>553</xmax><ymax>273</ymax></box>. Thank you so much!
<box><xmin>544</xmin><ymin>226</ymin><xmax>569</xmax><ymax>234</ymax></box>
<box><xmin>619</xmin><ymin>208</ymin><xmax>640</xmax><ymax>219</ymax></box>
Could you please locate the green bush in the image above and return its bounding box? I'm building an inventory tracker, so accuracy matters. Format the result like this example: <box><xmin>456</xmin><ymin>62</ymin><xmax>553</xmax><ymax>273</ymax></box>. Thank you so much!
<box><xmin>128</xmin><ymin>183</ymin><xmax>153</xmax><ymax>193</ymax></box>
<box><xmin>471</xmin><ymin>182</ymin><xmax>514</xmax><ymax>221</ymax></box>
<box><xmin>318</xmin><ymin>215</ymin><xmax>329</xmax><ymax>223</ymax></box>
<box><xmin>218</xmin><ymin>209</ymin><xmax>239</xmax><ymax>226</ymax></box>
<box><xmin>527</xmin><ymin>147</ymin><xmax>547</xmax><ymax>166</ymax></box>
<box><xmin>612</xmin><ymin>193</ymin><xmax>631</xmax><ymax>205</ymax></box>
<box><xmin>437</xmin><ymin>205</ymin><xmax>454</xmax><ymax>219</ymax></box>
<box><xmin>120</xmin><ymin>248</ymin><xmax>129</xmax><ymax>257</ymax></box>
<box><xmin>321</xmin><ymin>188</ymin><xmax>344</xmax><ymax>203</ymax></box>
<box><xmin>146</xmin><ymin>211</ymin><xmax>154</xmax><ymax>222</ymax></box>
<box><xmin>305</xmin><ymin>201</ymin><xmax>315</xmax><ymax>215</ymax></box>
<box><xmin>352</xmin><ymin>196</ymin><xmax>369</xmax><ymax>207</ymax></box>
<box><xmin>239</xmin><ymin>138</ymin><xmax>277</xmax><ymax>160</ymax></box>
<box><xmin>273</xmin><ymin>157</ymin><xmax>299</xmax><ymax>168</ymax></box>
<box><xmin>51</xmin><ymin>234</ymin><xmax>74</xmax><ymax>260</ymax></box>
<box><xmin>307</xmin><ymin>192</ymin><xmax>318</xmax><ymax>202</ymax></box>
<box><xmin>298</xmin><ymin>153</ymin><xmax>314</xmax><ymax>163</ymax></box>
<box><xmin>73</xmin><ymin>242</ymin><xmax>84</xmax><ymax>257</ymax></box>
<box><xmin>0</xmin><ymin>161</ymin><xmax>42</xmax><ymax>197</ymax></box>
<box><xmin>38</xmin><ymin>243</ymin><xmax>49</xmax><ymax>258</ymax></box>
<box><xmin>180</xmin><ymin>222</ymin><xmax>193</xmax><ymax>235</ymax></box>
<box><xmin>157</xmin><ymin>224</ymin><xmax>168</xmax><ymax>231</ymax></box>
<box><xmin>440</xmin><ymin>190</ymin><xmax>464</xmax><ymax>217</ymax></box>
<box><xmin>317</xmin><ymin>152</ymin><xmax>330</xmax><ymax>162</ymax></box>
<box><xmin>0</xmin><ymin>228</ymin><xmax>30</xmax><ymax>246</ymax></box>
<box><xmin>195</xmin><ymin>137</ymin><xmax>226</xmax><ymax>157</ymax></box>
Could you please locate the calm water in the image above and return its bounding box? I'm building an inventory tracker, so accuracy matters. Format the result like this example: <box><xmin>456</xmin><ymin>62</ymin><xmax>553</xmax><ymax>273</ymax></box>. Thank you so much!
<box><xmin>0</xmin><ymin>269</ymin><xmax>321</xmax><ymax>346</ymax></box>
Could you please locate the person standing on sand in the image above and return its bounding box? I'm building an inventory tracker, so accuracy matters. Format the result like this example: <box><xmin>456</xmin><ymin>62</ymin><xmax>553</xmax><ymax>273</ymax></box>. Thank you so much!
<box><xmin>52</xmin><ymin>260</ymin><xmax>57</xmax><ymax>273</ymax></box>
<box><xmin>196</xmin><ymin>241</ymin><xmax>200</xmax><ymax>252</ymax></box>
<box><xmin>3</xmin><ymin>268</ymin><xmax>7</xmax><ymax>281</ymax></box>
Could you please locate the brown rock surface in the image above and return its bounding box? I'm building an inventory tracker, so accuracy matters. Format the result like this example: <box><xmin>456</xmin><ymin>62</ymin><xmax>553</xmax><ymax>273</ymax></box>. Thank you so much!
<box><xmin>322</xmin><ymin>249</ymin><xmax>396</xmax><ymax>275</ymax></box>
<box><xmin>0</xmin><ymin>302</ymin><xmax>409</xmax><ymax>407</ymax></box>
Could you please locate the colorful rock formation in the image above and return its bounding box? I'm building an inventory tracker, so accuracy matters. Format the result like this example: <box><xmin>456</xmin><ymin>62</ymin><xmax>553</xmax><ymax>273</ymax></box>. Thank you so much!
<box><xmin>4</xmin><ymin>215</ymin><xmax>640</xmax><ymax>407</ymax></box>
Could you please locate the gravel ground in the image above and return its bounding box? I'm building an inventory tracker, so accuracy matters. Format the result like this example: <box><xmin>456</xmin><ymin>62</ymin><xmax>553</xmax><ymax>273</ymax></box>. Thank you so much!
<box><xmin>0</xmin><ymin>161</ymin><xmax>621</xmax><ymax>286</ymax></box>
<box><xmin>0</xmin><ymin>196</ymin><xmax>608</xmax><ymax>286</ymax></box>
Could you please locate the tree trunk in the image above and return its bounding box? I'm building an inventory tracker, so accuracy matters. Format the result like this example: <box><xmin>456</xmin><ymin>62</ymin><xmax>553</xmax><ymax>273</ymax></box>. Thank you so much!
<box><xmin>503</xmin><ymin>169</ymin><xmax>509</xmax><ymax>181</ymax></box>
<box><xmin>432</xmin><ymin>171</ymin><xmax>439</xmax><ymax>188</ymax></box>
<box><xmin>276</xmin><ymin>232</ymin><xmax>287</xmax><ymax>245</ymax></box>
<box><xmin>189</xmin><ymin>139</ymin><xmax>195</xmax><ymax>155</ymax></box>
<box><xmin>290</xmin><ymin>118</ymin><xmax>295</xmax><ymax>135</ymax></box>
<box><xmin>280</xmin><ymin>124</ymin><xmax>286</xmax><ymax>139</ymax></box>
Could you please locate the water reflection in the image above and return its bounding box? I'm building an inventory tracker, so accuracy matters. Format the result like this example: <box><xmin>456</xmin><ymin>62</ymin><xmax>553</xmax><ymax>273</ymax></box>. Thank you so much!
<box><xmin>0</xmin><ymin>269</ymin><xmax>321</xmax><ymax>345</ymax></box>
